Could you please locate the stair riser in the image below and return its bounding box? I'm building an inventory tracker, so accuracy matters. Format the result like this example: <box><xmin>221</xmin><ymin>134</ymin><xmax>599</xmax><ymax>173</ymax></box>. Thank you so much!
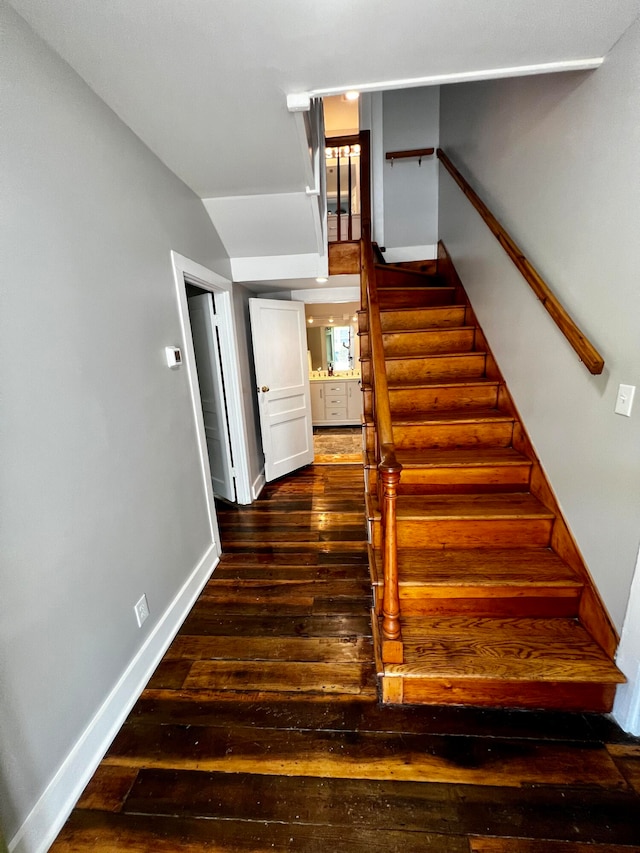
<box><xmin>364</xmin><ymin>421</ymin><xmax>515</xmax><ymax>452</ymax></box>
<box><xmin>392</xmin><ymin>385</ymin><xmax>499</xmax><ymax>413</ymax></box>
<box><xmin>360</xmin><ymin>307</ymin><xmax>467</xmax><ymax>333</ymax></box>
<box><xmin>381</xmin><ymin>307</ymin><xmax>467</xmax><ymax>332</ymax></box>
<box><xmin>392</xmin><ymin>421</ymin><xmax>515</xmax><ymax>450</ymax></box>
<box><xmin>396</xmin><ymin>594</ymin><xmax>580</xmax><ymax>618</ymax></box>
<box><xmin>367</xmin><ymin>464</ymin><xmax>531</xmax><ymax>494</ymax></box>
<box><xmin>370</xmin><ymin>518</ymin><xmax>553</xmax><ymax>549</ymax></box>
<box><xmin>378</xmin><ymin>288</ymin><xmax>455</xmax><ymax>309</ymax></box>
<box><xmin>360</xmin><ymin>328</ymin><xmax>476</xmax><ymax>358</ymax></box>
<box><xmin>387</xmin><ymin>328</ymin><xmax>476</xmax><ymax>357</ymax></box>
<box><xmin>361</xmin><ymin>353</ymin><xmax>486</xmax><ymax>385</ymax></box>
<box><xmin>382</xmin><ymin>677</ymin><xmax>617</xmax><ymax>712</ymax></box>
<box><xmin>362</xmin><ymin>384</ymin><xmax>499</xmax><ymax>416</ymax></box>
<box><xmin>377</xmin><ymin>269</ymin><xmax>445</xmax><ymax>288</ymax></box>
<box><xmin>372</xmin><ymin>588</ymin><xmax>580</xmax><ymax>618</ymax></box>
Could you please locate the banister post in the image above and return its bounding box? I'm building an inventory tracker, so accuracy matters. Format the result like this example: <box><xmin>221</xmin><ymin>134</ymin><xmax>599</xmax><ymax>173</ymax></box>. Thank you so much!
<box><xmin>380</xmin><ymin>462</ymin><xmax>403</xmax><ymax>663</ymax></box>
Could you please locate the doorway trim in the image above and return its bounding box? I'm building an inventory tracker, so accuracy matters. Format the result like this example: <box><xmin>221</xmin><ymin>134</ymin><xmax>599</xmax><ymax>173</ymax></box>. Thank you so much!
<box><xmin>171</xmin><ymin>251</ymin><xmax>252</xmax><ymax>507</ymax></box>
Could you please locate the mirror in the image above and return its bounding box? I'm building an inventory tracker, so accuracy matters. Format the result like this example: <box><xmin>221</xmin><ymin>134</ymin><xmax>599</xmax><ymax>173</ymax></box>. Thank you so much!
<box><xmin>305</xmin><ymin>302</ymin><xmax>360</xmax><ymax>375</ymax></box>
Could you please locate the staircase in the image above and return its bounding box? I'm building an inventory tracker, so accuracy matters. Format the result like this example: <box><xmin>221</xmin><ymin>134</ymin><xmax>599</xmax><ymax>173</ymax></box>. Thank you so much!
<box><xmin>360</xmin><ymin>250</ymin><xmax>625</xmax><ymax>712</ymax></box>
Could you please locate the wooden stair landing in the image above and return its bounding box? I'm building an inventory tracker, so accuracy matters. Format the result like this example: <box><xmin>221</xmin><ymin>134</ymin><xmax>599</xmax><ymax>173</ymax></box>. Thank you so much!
<box><xmin>364</xmin><ymin>256</ymin><xmax>624</xmax><ymax>711</ymax></box>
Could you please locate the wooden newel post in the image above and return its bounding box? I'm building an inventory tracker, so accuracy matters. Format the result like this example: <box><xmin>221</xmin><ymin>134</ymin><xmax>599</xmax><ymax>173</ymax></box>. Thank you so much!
<box><xmin>381</xmin><ymin>464</ymin><xmax>403</xmax><ymax>662</ymax></box>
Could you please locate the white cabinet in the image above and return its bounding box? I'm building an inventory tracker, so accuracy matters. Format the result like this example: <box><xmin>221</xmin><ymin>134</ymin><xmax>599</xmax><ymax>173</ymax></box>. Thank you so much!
<box><xmin>310</xmin><ymin>378</ymin><xmax>361</xmax><ymax>425</ymax></box>
<box><xmin>310</xmin><ymin>382</ymin><xmax>325</xmax><ymax>423</ymax></box>
<box><xmin>347</xmin><ymin>379</ymin><xmax>362</xmax><ymax>422</ymax></box>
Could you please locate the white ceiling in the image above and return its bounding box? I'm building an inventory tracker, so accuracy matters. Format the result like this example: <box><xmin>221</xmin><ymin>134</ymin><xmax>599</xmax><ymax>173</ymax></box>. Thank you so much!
<box><xmin>8</xmin><ymin>0</ymin><xmax>640</xmax><ymax>201</ymax></box>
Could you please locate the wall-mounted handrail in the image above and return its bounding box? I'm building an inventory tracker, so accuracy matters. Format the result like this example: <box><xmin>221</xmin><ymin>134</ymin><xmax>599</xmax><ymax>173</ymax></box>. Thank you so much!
<box><xmin>437</xmin><ymin>148</ymin><xmax>604</xmax><ymax>375</ymax></box>
<box><xmin>386</xmin><ymin>147</ymin><xmax>434</xmax><ymax>165</ymax></box>
<box><xmin>361</xmin><ymin>222</ymin><xmax>402</xmax><ymax>653</ymax></box>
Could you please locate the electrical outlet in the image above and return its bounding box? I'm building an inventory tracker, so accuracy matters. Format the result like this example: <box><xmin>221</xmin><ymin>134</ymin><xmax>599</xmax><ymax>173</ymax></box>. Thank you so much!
<box><xmin>615</xmin><ymin>384</ymin><xmax>635</xmax><ymax>417</ymax></box>
<box><xmin>134</xmin><ymin>594</ymin><xmax>150</xmax><ymax>627</ymax></box>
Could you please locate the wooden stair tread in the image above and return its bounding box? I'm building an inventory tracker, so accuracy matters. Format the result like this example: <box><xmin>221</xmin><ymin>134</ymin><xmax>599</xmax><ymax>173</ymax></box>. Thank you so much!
<box><xmin>380</xmin><ymin>304</ymin><xmax>466</xmax><ymax>314</ymax></box>
<box><xmin>392</xmin><ymin>493</ymin><xmax>554</xmax><ymax>521</ymax></box>
<box><xmin>379</xmin><ymin>351</ymin><xmax>483</xmax><ymax>364</ymax></box>
<box><xmin>377</xmin><ymin>408</ymin><xmax>513</xmax><ymax>425</ymax></box>
<box><xmin>377</xmin><ymin>305</ymin><xmax>468</xmax><ymax>331</ymax></box>
<box><xmin>362</xmin><ymin>378</ymin><xmax>499</xmax><ymax>392</ymax></box>
<box><xmin>393</xmin><ymin>447</ymin><xmax>530</xmax><ymax>469</ymax></box>
<box><xmin>382</xmin><ymin>325</ymin><xmax>475</xmax><ymax>336</ymax></box>
<box><xmin>371</xmin><ymin>548</ymin><xmax>582</xmax><ymax>588</ymax></box>
<box><xmin>384</xmin><ymin>617</ymin><xmax>625</xmax><ymax>684</ymax></box>
<box><xmin>365</xmin><ymin>446</ymin><xmax>529</xmax><ymax>470</ymax></box>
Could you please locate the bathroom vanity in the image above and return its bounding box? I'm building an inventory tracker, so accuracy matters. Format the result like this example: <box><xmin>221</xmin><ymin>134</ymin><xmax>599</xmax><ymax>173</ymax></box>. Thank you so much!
<box><xmin>309</xmin><ymin>374</ymin><xmax>362</xmax><ymax>425</ymax></box>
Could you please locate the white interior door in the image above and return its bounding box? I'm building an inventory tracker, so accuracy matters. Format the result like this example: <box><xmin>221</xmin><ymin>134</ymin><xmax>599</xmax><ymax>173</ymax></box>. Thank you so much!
<box><xmin>249</xmin><ymin>298</ymin><xmax>314</xmax><ymax>482</ymax></box>
<box><xmin>188</xmin><ymin>293</ymin><xmax>236</xmax><ymax>502</ymax></box>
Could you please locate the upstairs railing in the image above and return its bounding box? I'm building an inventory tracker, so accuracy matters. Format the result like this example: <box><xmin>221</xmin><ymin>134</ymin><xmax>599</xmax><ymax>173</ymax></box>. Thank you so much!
<box><xmin>326</xmin><ymin>135</ymin><xmax>363</xmax><ymax>242</ymax></box>
<box><xmin>437</xmin><ymin>149</ymin><xmax>604</xmax><ymax>375</ymax></box>
<box><xmin>361</xmin><ymin>220</ymin><xmax>403</xmax><ymax>663</ymax></box>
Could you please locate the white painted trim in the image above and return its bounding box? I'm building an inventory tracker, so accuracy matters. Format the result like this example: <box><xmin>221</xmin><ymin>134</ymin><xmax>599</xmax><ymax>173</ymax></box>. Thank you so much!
<box><xmin>613</xmin><ymin>546</ymin><xmax>640</xmax><ymax>735</ymax></box>
<box><xmin>290</xmin><ymin>286</ymin><xmax>360</xmax><ymax>304</ymax></box>
<box><xmin>293</xmin><ymin>111</ymin><xmax>317</xmax><ymax>195</ymax></box>
<box><xmin>171</xmin><ymin>251</ymin><xmax>253</xmax><ymax>505</ymax></box>
<box><xmin>231</xmin><ymin>252</ymin><xmax>325</xmax><ymax>282</ymax></box>
<box><xmin>252</xmin><ymin>468</ymin><xmax>266</xmax><ymax>500</ymax></box>
<box><xmin>382</xmin><ymin>244</ymin><xmax>438</xmax><ymax>263</ymax></box>
<box><xmin>304</xmin><ymin>57</ymin><xmax>605</xmax><ymax>99</ymax></box>
<box><xmin>8</xmin><ymin>544</ymin><xmax>219</xmax><ymax>853</ymax></box>
<box><xmin>371</xmin><ymin>91</ymin><xmax>385</xmax><ymax>247</ymax></box>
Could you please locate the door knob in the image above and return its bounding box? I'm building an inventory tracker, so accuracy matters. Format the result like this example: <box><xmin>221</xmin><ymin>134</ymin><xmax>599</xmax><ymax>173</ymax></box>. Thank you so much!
<box><xmin>261</xmin><ymin>385</ymin><xmax>270</xmax><ymax>392</ymax></box>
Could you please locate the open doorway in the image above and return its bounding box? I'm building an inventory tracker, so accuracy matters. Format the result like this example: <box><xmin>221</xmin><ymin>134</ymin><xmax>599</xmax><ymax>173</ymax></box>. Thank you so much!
<box><xmin>171</xmin><ymin>251</ymin><xmax>253</xmax><ymax>518</ymax></box>
<box><xmin>186</xmin><ymin>285</ymin><xmax>236</xmax><ymax>503</ymax></box>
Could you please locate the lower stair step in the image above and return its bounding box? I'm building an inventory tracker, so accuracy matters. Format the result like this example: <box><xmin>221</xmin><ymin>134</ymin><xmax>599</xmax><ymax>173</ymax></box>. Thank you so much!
<box><xmin>366</xmin><ymin>446</ymin><xmax>532</xmax><ymax>493</ymax></box>
<box><xmin>390</xmin><ymin>408</ymin><xmax>515</xmax><ymax>449</ymax></box>
<box><xmin>379</xmin><ymin>616</ymin><xmax>626</xmax><ymax>711</ymax></box>
<box><xmin>370</xmin><ymin>547</ymin><xmax>583</xmax><ymax>617</ymax></box>
<box><xmin>368</xmin><ymin>493</ymin><xmax>555</xmax><ymax>548</ymax></box>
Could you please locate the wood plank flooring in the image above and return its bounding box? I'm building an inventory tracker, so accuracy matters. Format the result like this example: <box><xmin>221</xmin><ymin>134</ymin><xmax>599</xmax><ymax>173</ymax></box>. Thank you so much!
<box><xmin>52</xmin><ymin>464</ymin><xmax>640</xmax><ymax>852</ymax></box>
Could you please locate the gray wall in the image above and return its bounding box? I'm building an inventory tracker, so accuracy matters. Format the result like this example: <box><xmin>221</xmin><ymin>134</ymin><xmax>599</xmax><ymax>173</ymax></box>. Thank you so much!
<box><xmin>383</xmin><ymin>87</ymin><xmax>440</xmax><ymax>251</ymax></box>
<box><xmin>438</xmin><ymin>20</ymin><xmax>640</xmax><ymax>633</ymax></box>
<box><xmin>0</xmin><ymin>3</ymin><xmax>232</xmax><ymax>842</ymax></box>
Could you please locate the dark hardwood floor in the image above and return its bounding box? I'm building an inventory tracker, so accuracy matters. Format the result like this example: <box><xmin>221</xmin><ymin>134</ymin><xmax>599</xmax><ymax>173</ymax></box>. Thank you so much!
<box><xmin>52</xmin><ymin>463</ymin><xmax>640</xmax><ymax>852</ymax></box>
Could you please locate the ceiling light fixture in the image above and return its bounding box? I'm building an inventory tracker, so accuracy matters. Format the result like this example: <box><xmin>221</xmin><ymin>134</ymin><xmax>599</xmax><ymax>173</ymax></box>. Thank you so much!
<box><xmin>344</xmin><ymin>90</ymin><xmax>360</xmax><ymax>101</ymax></box>
<box><xmin>325</xmin><ymin>143</ymin><xmax>361</xmax><ymax>160</ymax></box>
<box><xmin>307</xmin><ymin>316</ymin><xmax>314</xmax><ymax>324</ymax></box>
<box><xmin>315</xmin><ymin>276</ymin><xmax>328</xmax><ymax>283</ymax></box>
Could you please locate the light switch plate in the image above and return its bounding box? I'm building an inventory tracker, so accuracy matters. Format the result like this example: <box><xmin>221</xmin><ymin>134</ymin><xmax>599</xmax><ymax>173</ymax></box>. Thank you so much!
<box><xmin>134</xmin><ymin>594</ymin><xmax>150</xmax><ymax>627</ymax></box>
<box><xmin>615</xmin><ymin>384</ymin><xmax>635</xmax><ymax>417</ymax></box>
<box><xmin>165</xmin><ymin>346</ymin><xmax>183</xmax><ymax>369</ymax></box>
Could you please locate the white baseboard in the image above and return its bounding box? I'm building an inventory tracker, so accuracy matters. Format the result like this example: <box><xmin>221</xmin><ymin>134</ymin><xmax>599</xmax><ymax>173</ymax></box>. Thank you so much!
<box><xmin>613</xmin><ymin>663</ymin><xmax>640</xmax><ymax>736</ymax></box>
<box><xmin>252</xmin><ymin>468</ymin><xmax>266</xmax><ymax>500</ymax></box>
<box><xmin>612</xmin><ymin>547</ymin><xmax>640</xmax><ymax>735</ymax></box>
<box><xmin>381</xmin><ymin>244</ymin><xmax>438</xmax><ymax>263</ymax></box>
<box><xmin>9</xmin><ymin>543</ymin><xmax>220</xmax><ymax>853</ymax></box>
